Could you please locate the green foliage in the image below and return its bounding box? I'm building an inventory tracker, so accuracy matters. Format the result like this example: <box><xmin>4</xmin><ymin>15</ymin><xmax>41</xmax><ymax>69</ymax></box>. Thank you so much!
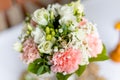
<box><xmin>25</xmin><ymin>13</ymin><xmax>31</xmax><ymax>23</ymax></box>
<box><xmin>75</xmin><ymin>65</ymin><xmax>86</xmax><ymax>76</ymax></box>
<box><xmin>56</xmin><ymin>65</ymin><xmax>86</xmax><ymax>80</ymax></box>
<box><xmin>56</xmin><ymin>73</ymin><xmax>72</xmax><ymax>80</ymax></box>
<box><xmin>28</xmin><ymin>58</ymin><xmax>50</xmax><ymax>76</ymax></box>
<box><xmin>89</xmin><ymin>44</ymin><xmax>109</xmax><ymax>62</ymax></box>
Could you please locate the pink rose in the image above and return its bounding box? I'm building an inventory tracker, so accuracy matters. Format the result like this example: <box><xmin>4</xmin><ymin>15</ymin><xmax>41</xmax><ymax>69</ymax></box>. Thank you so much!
<box><xmin>51</xmin><ymin>48</ymin><xmax>82</xmax><ymax>74</ymax></box>
<box><xmin>20</xmin><ymin>38</ymin><xmax>40</xmax><ymax>64</ymax></box>
<box><xmin>87</xmin><ymin>34</ymin><xmax>103</xmax><ymax>57</ymax></box>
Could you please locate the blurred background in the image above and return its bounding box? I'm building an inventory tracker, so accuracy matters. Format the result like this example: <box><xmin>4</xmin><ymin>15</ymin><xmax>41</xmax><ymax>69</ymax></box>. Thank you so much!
<box><xmin>0</xmin><ymin>0</ymin><xmax>120</xmax><ymax>80</ymax></box>
<box><xmin>0</xmin><ymin>0</ymin><xmax>75</xmax><ymax>31</ymax></box>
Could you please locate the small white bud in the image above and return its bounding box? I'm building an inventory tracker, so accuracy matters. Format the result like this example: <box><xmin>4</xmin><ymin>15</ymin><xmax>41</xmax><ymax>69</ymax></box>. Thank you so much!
<box><xmin>54</xmin><ymin>47</ymin><xmax>58</xmax><ymax>52</ymax></box>
<box><xmin>59</xmin><ymin>29</ymin><xmax>63</xmax><ymax>33</ymax></box>
<box><xmin>59</xmin><ymin>49</ymin><xmax>64</xmax><ymax>53</ymax></box>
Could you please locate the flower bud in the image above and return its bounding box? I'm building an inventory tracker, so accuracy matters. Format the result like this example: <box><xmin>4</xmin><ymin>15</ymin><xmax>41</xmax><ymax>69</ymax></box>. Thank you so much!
<box><xmin>50</xmin><ymin>11</ymin><xmax>54</xmax><ymax>20</ymax></box>
<box><xmin>46</xmin><ymin>34</ymin><xmax>52</xmax><ymax>41</ymax></box>
<box><xmin>50</xmin><ymin>28</ymin><xmax>54</xmax><ymax>32</ymax></box>
<box><xmin>45</xmin><ymin>27</ymin><xmax>50</xmax><ymax>34</ymax></box>
<box><xmin>51</xmin><ymin>31</ymin><xmax>55</xmax><ymax>36</ymax></box>
<box><xmin>27</xmin><ymin>24</ymin><xmax>33</xmax><ymax>31</ymax></box>
<box><xmin>54</xmin><ymin>46</ymin><xmax>58</xmax><ymax>52</ymax></box>
<box><xmin>59</xmin><ymin>29</ymin><xmax>63</xmax><ymax>33</ymax></box>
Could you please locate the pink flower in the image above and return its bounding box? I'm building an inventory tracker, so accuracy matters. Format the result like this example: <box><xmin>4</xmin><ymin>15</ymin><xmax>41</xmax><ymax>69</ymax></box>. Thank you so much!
<box><xmin>87</xmin><ymin>34</ymin><xmax>103</xmax><ymax>57</ymax></box>
<box><xmin>51</xmin><ymin>48</ymin><xmax>82</xmax><ymax>74</ymax></box>
<box><xmin>79</xmin><ymin>18</ymin><xmax>87</xmax><ymax>26</ymax></box>
<box><xmin>20</xmin><ymin>38</ymin><xmax>40</xmax><ymax>64</ymax></box>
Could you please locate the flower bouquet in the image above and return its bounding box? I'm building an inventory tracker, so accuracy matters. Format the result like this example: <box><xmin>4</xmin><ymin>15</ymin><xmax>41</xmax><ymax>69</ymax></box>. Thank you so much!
<box><xmin>14</xmin><ymin>0</ymin><xmax>109</xmax><ymax>80</ymax></box>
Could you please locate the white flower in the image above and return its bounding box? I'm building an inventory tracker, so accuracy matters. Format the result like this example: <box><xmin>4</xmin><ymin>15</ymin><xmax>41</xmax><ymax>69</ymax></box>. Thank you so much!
<box><xmin>68</xmin><ymin>22</ymin><xmax>79</xmax><ymax>31</ymax></box>
<box><xmin>14</xmin><ymin>42</ymin><xmax>22</xmax><ymax>52</ymax></box>
<box><xmin>58</xmin><ymin>5</ymin><xmax>73</xmax><ymax>17</ymax></box>
<box><xmin>89</xmin><ymin>23</ymin><xmax>99</xmax><ymax>36</ymax></box>
<box><xmin>59</xmin><ymin>14</ymin><xmax>77</xmax><ymax>25</ymax></box>
<box><xmin>71</xmin><ymin>0</ymin><xmax>84</xmax><ymax>14</ymax></box>
<box><xmin>32</xmin><ymin>27</ymin><xmax>45</xmax><ymax>44</ymax></box>
<box><xmin>38</xmin><ymin>41</ymin><xmax>53</xmax><ymax>54</ymax></box>
<box><xmin>53</xmin><ymin>46</ymin><xmax>58</xmax><ymax>52</ymax></box>
<box><xmin>59</xmin><ymin>29</ymin><xmax>63</xmax><ymax>33</ymax></box>
<box><xmin>74</xmin><ymin>4</ymin><xmax>84</xmax><ymax>14</ymax></box>
<box><xmin>82</xmin><ymin>22</ymin><xmax>98</xmax><ymax>35</ymax></box>
<box><xmin>47</xmin><ymin>3</ymin><xmax>61</xmax><ymax>17</ymax></box>
<box><xmin>68</xmin><ymin>25</ymin><xmax>76</xmax><ymax>31</ymax></box>
<box><xmin>32</xmin><ymin>8</ymin><xmax>49</xmax><ymax>26</ymax></box>
<box><xmin>80</xmin><ymin>53</ymin><xmax>89</xmax><ymax>65</ymax></box>
<box><xmin>76</xmin><ymin>29</ymin><xmax>86</xmax><ymax>41</ymax></box>
<box><xmin>59</xmin><ymin>49</ymin><xmax>64</xmax><ymax>53</ymax></box>
<box><xmin>20</xmin><ymin>24</ymin><xmax>32</xmax><ymax>42</ymax></box>
<box><xmin>58</xmin><ymin>5</ymin><xmax>79</xmax><ymax>27</ymax></box>
<box><xmin>80</xmin><ymin>45</ymin><xmax>89</xmax><ymax>65</ymax></box>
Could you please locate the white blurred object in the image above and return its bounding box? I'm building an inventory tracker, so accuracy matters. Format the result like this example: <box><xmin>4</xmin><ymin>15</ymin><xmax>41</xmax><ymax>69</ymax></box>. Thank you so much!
<box><xmin>0</xmin><ymin>24</ymin><xmax>26</xmax><ymax>80</ymax></box>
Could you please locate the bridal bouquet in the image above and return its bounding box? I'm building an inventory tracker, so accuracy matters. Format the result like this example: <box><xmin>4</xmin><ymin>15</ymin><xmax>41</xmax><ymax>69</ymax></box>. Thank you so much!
<box><xmin>14</xmin><ymin>0</ymin><xmax>108</xmax><ymax>80</ymax></box>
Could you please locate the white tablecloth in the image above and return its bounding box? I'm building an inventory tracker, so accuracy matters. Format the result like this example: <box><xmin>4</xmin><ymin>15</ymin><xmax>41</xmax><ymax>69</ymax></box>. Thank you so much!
<box><xmin>0</xmin><ymin>0</ymin><xmax>120</xmax><ymax>80</ymax></box>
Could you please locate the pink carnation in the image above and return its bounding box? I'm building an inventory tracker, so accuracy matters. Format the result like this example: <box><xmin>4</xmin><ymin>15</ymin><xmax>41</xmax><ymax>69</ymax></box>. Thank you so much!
<box><xmin>21</xmin><ymin>38</ymin><xmax>40</xmax><ymax>64</ymax></box>
<box><xmin>51</xmin><ymin>48</ymin><xmax>82</xmax><ymax>74</ymax></box>
<box><xmin>87</xmin><ymin>34</ymin><xmax>103</xmax><ymax>57</ymax></box>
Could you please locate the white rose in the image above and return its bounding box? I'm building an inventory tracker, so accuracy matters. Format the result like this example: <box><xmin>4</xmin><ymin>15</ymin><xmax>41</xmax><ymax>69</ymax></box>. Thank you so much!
<box><xmin>32</xmin><ymin>8</ymin><xmax>49</xmax><ymax>26</ymax></box>
<box><xmin>58</xmin><ymin>5</ymin><xmax>73</xmax><ymax>17</ymax></box>
<box><xmin>47</xmin><ymin>3</ymin><xmax>61</xmax><ymax>17</ymax></box>
<box><xmin>71</xmin><ymin>0</ymin><xmax>84</xmax><ymax>14</ymax></box>
<box><xmin>59</xmin><ymin>14</ymin><xmax>76</xmax><ymax>25</ymax></box>
<box><xmin>32</xmin><ymin>27</ymin><xmax>45</xmax><ymax>44</ymax></box>
<box><xmin>38</xmin><ymin>41</ymin><xmax>53</xmax><ymax>54</ymax></box>
<box><xmin>14</xmin><ymin>42</ymin><xmax>22</xmax><ymax>52</ymax></box>
<box><xmin>74</xmin><ymin>4</ymin><xmax>84</xmax><ymax>14</ymax></box>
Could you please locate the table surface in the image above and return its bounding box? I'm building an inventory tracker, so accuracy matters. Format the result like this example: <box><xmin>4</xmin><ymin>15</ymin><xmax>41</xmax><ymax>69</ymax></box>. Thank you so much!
<box><xmin>0</xmin><ymin>0</ymin><xmax>120</xmax><ymax>80</ymax></box>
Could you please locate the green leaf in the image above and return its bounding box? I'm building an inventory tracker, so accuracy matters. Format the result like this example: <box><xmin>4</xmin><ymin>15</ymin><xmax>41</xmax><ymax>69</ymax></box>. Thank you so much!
<box><xmin>75</xmin><ymin>65</ymin><xmax>86</xmax><ymax>76</ymax></box>
<box><xmin>89</xmin><ymin>44</ymin><xmax>109</xmax><ymax>62</ymax></box>
<box><xmin>56</xmin><ymin>73</ymin><xmax>72</xmax><ymax>80</ymax></box>
<box><xmin>28</xmin><ymin>59</ymin><xmax>44</xmax><ymax>73</ymax></box>
<box><xmin>61</xmin><ymin>24</ymin><xmax>68</xmax><ymax>35</ymax></box>
<box><xmin>28</xmin><ymin>58</ymin><xmax>51</xmax><ymax>75</ymax></box>
<box><xmin>37</xmin><ymin>66</ymin><xmax>44</xmax><ymax>75</ymax></box>
<box><xmin>44</xmin><ymin>65</ymin><xmax>50</xmax><ymax>73</ymax></box>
